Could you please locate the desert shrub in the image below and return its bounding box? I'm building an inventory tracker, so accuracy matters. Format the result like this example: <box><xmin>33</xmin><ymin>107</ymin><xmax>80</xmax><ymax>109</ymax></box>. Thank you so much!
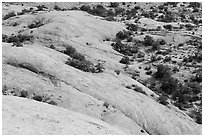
<box><xmin>157</xmin><ymin>95</ymin><xmax>168</xmax><ymax>105</ymax></box>
<box><xmin>146</xmin><ymin>70</ymin><xmax>152</xmax><ymax>75</ymax></box>
<box><xmin>137</xmin><ymin>51</ymin><xmax>145</xmax><ymax>58</ymax></box>
<box><xmin>188</xmin><ymin>2</ymin><xmax>201</xmax><ymax>8</ymax></box>
<box><xmin>141</xmin><ymin>12</ymin><xmax>150</xmax><ymax>18</ymax></box>
<box><xmin>185</xmin><ymin>24</ymin><xmax>194</xmax><ymax>31</ymax></box>
<box><xmin>178</xmin><ymin>43</ymin><xmax>184</xmax><ymax>47</ymax></box>
<box><xmin>64</xmin><ymin>45</ymin><xmax>85</xmax><ymax>61</ymax></box>
<box><xmin>64</xmin><ymin>45</ymin><xmax>76</xmax><ymax>55</ymax></box>
<box><xmin>158</xmin><ymin>39</ymin><xmax>166</xmax><ymax>45</ymax></box>
<box><xmin>47</xmin><ymin>100</ymin><xmax>57</xmax><ymax>106</ymax></box>
<box><xmin>105</xmin><ymin>16</ymin><xmax>115</xmax><ymax>21</ymax></box>
<box><xmin>3</xmin><ymin>11</ymin><xmax>16</xmax><ymax>20</ymax></box>
<box><xmin>116</xmin><ymin>30</ymin><xmax>129</xmax><ymax>40</ymax></box>
<box><xmin>143</xmin><ymin>35</ymin><xmax>154</xmax><ymax>46</ymax></box>
<box><xmin>50</xmin><ymin>44</ymin><xmax>55</xmax><ymax>49</ymax></box>
<box><xmin>126</xmin><ymin>24</ymin><xmax>139</xmax><ymax>31</ymax></box>
<box><xmin>186</xmin><ymin>82</ymin><xmax>201</xmax><ymax>94</ymax></box>
<box><xmin>17</xmin><ymin>8</ymin><xmax>32</xmax><ymax>15</ymax></box>
<box><xmin>134</xmin><ymin>6</ymin><xmax>141</xmax><ymax>10</ymax></box>
<box><xmin>163</xmin><ymin>24</ymin><xmax>172</xmax><ymax>31</ymax></box>
<box><xmin>92</xmin><ymin>4</ymin><xmax>107</xmax><ymax>17</ymax></box>
<box><xmin>112</xmin><ymin>41</ymin><xmax>138</xmax><ymax>56</ymax></box>
<box><xmin>12</xmin><ymin>42</ymin><xmax>23</xmax><ymax>47</ymax></box>
<box><xmin>36</xmin><ymin>5</ymin><xmax>48</xmax><ymax>11</ymax></box>
<box><xmin>163</xmin><ymin>56</ymin><xmax>171</xmax><ymax>62</ymax></box>
<box><xmin>144</xmin><ymin>66</ymin><xmax>151</xmax><ymax>71</ymax></box>
<box><xmin>115</xmin><ymin>70</ymin><xmax>120</xmax><ymax>75</ymax></box>
<box><xmin>66</xmin><ymin>58</ymin><xmax>95</xmax><ymax>72</ymax></box>
<box><xmin>80</xmin><ymin>5</ymin><xmax>92</xmax><ymax>12</ymax></box>
<box><xmin>20</xmin><ymin>90</ymin><xmax>28</xmax><ymax>98</ymax></box>
<box><xmin>150</xmin><ymin>54</ymin><xmax>157</xmax><ymax>62</ymax></box>
<box><xmin>54</xmin><ymin>4</ymin><xmax>61</xmax><ymax>11</ymax></box>
<box><xmin>28</xmin><ymin>20</ymin><xmax>44</xmax><ymax>29</ymax></box>
<box><xmin>126</xmin><ymin>85</ymin><xmax>132</xmax><ymax>89</ymax></box>
<box><xmin>152</xmin><ymin>41</ymin><xmax>160</xmax><ymax>50</ymax></box>
<box><xmin>107</xmin><ymin>9</ymin><xmax>115</xmax><ymax>16</ymax></box>
<box><xmin>119</xmin><ymin>56</ymin><xmax>130</xmax><ymax>65</ymax></box>
<box><xmin>109</xmin><ymin>2</ymin><xmax>119</xmax><ymax>7</ymax></box>
<box><xmin>115</xmin><ymin>7</ymin><xmax>125</xmax><ymax>15</ymax></box>
<box><xmin>191</xmin><ymin>73</ymin><xmax>202</xmax><ymax>83</ymax></box>
<box><xmin>32</xmin><ymin>95</ymin><xmax>43</xmax><ymax>102</ymax></box>
<box><xmin>189</xmin><ymin>108</ymin><xmax>202</xmax><ymax>124</ymax></box>
<box><xmin>126</xmin><ymin>36</ymin><xmax>133</xmax><ymax>42</ymax></box>
<box><xmin>70</xmin><ymin>52</ymin><xmax>85</xmax><ymax>61</ymax></box>
<box><xmin>2</xmin><ymin>34</ymin><xmax>8</xmax><ymax>42</ymax></box>
<box><xmin>154</xmin><ymin>64</ymin><xmax>171</xmax><ymax>80</ymax></box>
<box><xmin>94</xmin><ymin>63</ymin><xmax>105</xmax><ymax>73</ymax></box>
<box><xmin>103</xmin><ymin>102</ymin><xmax>109</xmax><ymax>108</ymax></box>
<box><xmin>160</xmin><ymin>77</ymin><xmax>178</xmax><ymax>95</ymax></box>
<box><xmin>7</xmin><ymin>34</ymin><xmax>33</xmax><ymax>44</ymax></box>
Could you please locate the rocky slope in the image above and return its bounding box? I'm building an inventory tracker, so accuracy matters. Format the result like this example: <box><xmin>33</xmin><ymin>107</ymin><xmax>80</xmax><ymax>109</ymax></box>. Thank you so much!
<box><xmin>2</xmin><ymin>3</ymin><xmax>202</xmax><ymax>135</ymax></box>
<box><xmin>2</xmin><ymin>96</ymin><xmax>126</xmax><ymax>135</ymax></box>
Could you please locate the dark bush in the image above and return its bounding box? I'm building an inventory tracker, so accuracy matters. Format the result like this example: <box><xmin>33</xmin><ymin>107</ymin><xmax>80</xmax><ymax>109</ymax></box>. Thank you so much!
<box><xmin>12</xmin><ymin>42</ymin><xmax>23</xmax><ymax>47</ymax></box>
<box><xmin>80</xmin><ymin>5</ymin><xmax>92</xmax><ymax>12</ymax></box>
<box><xmin>36</xmin><ymin>5</ymin><xmax>48</xmax><ymax>11</ymax></box>
<box><xmin>107</xmin><ymin>9</ymin><xmax>115</xmax><ymax>16</ymax></box>
<box><xmin>115</xmin><ymin>70</ymin><xmax>120</xmax><ymax>75</ymax></box>
<box><xmin>64</xmin><ymin>45</ymin><xmax>76</xmax><ymax>55</ymax></box>
<box><xmin>143</xmin><ymin>35</ymin><xmax>154</xmax><ymax>46</ymax></box>
<box><xmin>32</xmin><ymin>95</ymin><xmax>43</xmax><ymax>102</ymax></box>
<box><xmin>152</xmin><ymin>41</ymin><xmax>160</xmax><ymax>50</ymax></box>
<box><xmin>154</xmin><ymin>64</ymin><xmax>171</xmax><ymax>80</ymax></box>
<box><xmin>150</xmin><ymin>54</ymin><xmax>157</xmax><ymax>62</ymax></box>
<box><xmin>92</xmin><ymin>4</ymin><xmax>107</xmax><ymax>17</ymax></box>
<box><xmin>160</xmin><ymin>77</ymin><xmax>178</xmax><ymax>95</ymax></box>
<box><xmin>158</xmin><ymin>39</ymin><xmax>166</xmax><ymax>45</ymax></box>
<box><xmin>66</xmin><ymin>58</ymin><xmax>95</xmax><ymax>72</ymax></box>
<box><xmin>157</xmin><ymin>95</ymin><xmax>168</xmax><ymax>105</ymax></box>
<box><xmin>178</xmin><ymin>43</ymin><xmax>184</xmax><ymax>47</ymax></box>
<box><xmin>47</xmin><ymin>100</ymin><xmax>57</xmax><ymax>106</ymax></box>
<box><xmin>119</xmin><ymin>56</ymin><xmax>130</xmax><ymax>65</ymax></box>
<box><xmin>70</xmin><ymin>52</ymin><xmax>85</xmax><ymax>61</ymax></box>
<box><xmin>94</xmin><ymin>63</ymin><xmax>104</xmax><ymax>73</ymax></box>
<box><xmin>115</xmin><ymin>7</ymin><xmax>125</xmax><ymax>15</ymax></box>
<box><xmin>112</xmin><ymin>41</ymin><xmax>138</xmax><ymax>56</ymax></box>
<box><xmin>7</xmin><ymin>34</ymin><xmax>33</xmax><ymax>44</ymax></box>
<box><xmin>116</xmin><ymin>30</ymin><xmax>129</xmax><ymax>40</ymax></box>
<box><xmin>50</xmin><ymin>44</ymin><xmax>55</xmax><ymax>49</ymax></box>
<box><xmin>163</xmin><ymin>56</ymin><xmax>171</xmax><ymax>62</ymax></box>
<box><xmin>105</xmin><ymin>16</ymin><xmax>115</xmax><ymax>21</ymax></box>
<box><xmin>126</xmin><ymin>24</ymin><xmax>139</xmax><ymax>31</ymax></box>
<box><xmin>146</xmin><ymin>70</ymin><xmax>152</xmax><ymax>75</ymax></box>
<box><xmin>185</xmin><ymin>24</ymin><xmax>194</xmax><ymax>31</ymax></box>
<box><xmin>134</xmin><ymin>6</ymin><xmax>141</xmax><ymax>10</ymax></box>
<box><xmin>163</xmin><ymin>24</ymin><xmax>172</xmax><ymax>31</ymax></box>
<box><xmin>28</xmin><ymin>20</ymin><xmax>44</xmax><ymax>29</ymax></box>
<box><xmin>20</xmin><ymin>90</ymin><xmax>28</xmax><ymax>98</ymax></box>
<box><xmin>54</xmin><ymin>4</ymin><xmax>61</xmax><ymax>11</ymax></box>
<box><xmin>109</xmin><ymin>2</ymin><xmax>119</xmax><ymax>7</ymax></box>
<box><xmin>3</xmin><ymin>11</ymin><xmax>16</xmax><ymax>20</ymax></box>
<box><xmin>2</xmin><ymin>34</ymin><xmax>8</xmax><ymax>42</ymax></box>
<box><xmin>186</xmin><ymin>82</ymin><xmax>201</xmax><ymax>94</ymax></box>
